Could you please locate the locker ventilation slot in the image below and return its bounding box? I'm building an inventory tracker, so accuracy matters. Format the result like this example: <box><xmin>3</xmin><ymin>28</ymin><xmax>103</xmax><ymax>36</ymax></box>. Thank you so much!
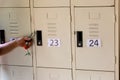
<box><xmin>9</xmin><ymin>21</ymin><xmax>19</xmax><ymax>35</ymax></box>
<box><xmin>47</xmin><ymin>22</ymin><xmax>57</xmax><ymax>36</ymax></box>
<box><xmin>89</xmin><ymin>24</ymin><xmax>99</xmax><ymax>37</ymax></box>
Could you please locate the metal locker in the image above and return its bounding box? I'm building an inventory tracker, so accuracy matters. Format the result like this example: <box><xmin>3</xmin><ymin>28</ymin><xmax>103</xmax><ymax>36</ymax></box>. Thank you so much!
<box><xmin>34</xmin><ymin>0</ymin><xmax>69</xmax><ymax>7</ymax></box>
<box><xmin>75</xmin><ymin>0</ymin><xmax>114</xmax><ymax>6</ymax></box>
<box><xmin>0</xmin><ymin>8</ymin><xmax>32</xmax><ymax>66</ymax></box>
<box><xmin>91</xmin><ymin>72</ymin><xmax>114</xmax><ymax>80</ymax></box>
<box><xmin>76</xmin><ymin>70</ymin><xmax>91</xmax><ymax>80</ymax></box>
<box><xmin>11</xmin><ymin>66</ymin><xmax>33</xmax><ymax>80</ymax></box>
<box><xmin>75</xmin><ymin>7</ymin><xmax>115</xmax><ymax>71</ymax></box>
<box><xmin>0</xmin><ymin>0</ymin><xmax>29</xmax><ymax>7</ymax></box>
<box><xmin>35</xmin><ymin>8</ymin><xmax>71</xmax><ymax>68</ymax></box>
<box><xmin>1</xmin><ymin>65</ymin><xmax>12</xmax><ymax>80</ymax></box>
<box><xmin>37</xmin><ymin>68</ymin><xmax>72</xmax><ymax>80</ymax></box>
<box><xmin>76</xmin><ymin>70</ymin><xmax>114</xmax><ymax>80</ymax></box>
<box><xmin>1</xmin><ymin>66</ymin><xmax>33</xmax><ymax>80</ymax></box>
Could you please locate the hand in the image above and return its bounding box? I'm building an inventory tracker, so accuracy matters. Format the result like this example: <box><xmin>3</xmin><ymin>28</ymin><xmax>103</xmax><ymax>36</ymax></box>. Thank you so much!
<box><xmin>24</xmin><ymin>37</ymin><xmax>33</xmax><ymax>49</ymax></box>
<box><xmin>16</xmin><ymin>37</ymin><xmax>33</xmax><ymax>49</ymax></box>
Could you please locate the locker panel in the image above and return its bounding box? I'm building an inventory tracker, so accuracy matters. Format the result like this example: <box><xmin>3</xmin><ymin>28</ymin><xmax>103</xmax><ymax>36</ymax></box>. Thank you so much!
<box><xmin>1</xmin><ymin>65</ymin><xmax>12</xmax><ymax>80</ymax></box>
<box><xmin>35</xmin><ymin>8</ymin><xmax>71</xmax><ymax>68</ymax></box>
<box><xmin>75</xmin><ymin>7</ymin><xmax>115</xmax><ymax>71</ymax></box>
<box><xmin>0</xmin><ymin>0</ymin><xmax>29</xmax><ymax>7</ymax></box>
<box><xmin>0</xmin><ymin>8</ymin><xmax>32</xmax><ymax>66</ymax></box>
<box><xmin>91</xmin><ymin>72</ymin><xmax>114</xmax><ymax>80</ymax></box>
<box><xmin>37</xmin><ymin>68</ymin><xmax>72</xmax><ymax>80</ymax></box>
<box><xmin>76</xmin><ymin>70</ymin><xmax>114</xmax><ymax>80</ymax></box>
<box><xmin>1</xmin><ymin>65</ymin><xmax>33</xmax><ymax>80</ymax></box>
<box><xmin>34</xmin><ymin>0</ymin><xmax>69</xmax><ymax>7</ymax></box>
<box><xmin>75</xmin><ymin>0</ymin><xmax>114</xmax><ymax>6</ymax></box>
<box><xmin>76</xmin><ymin>70</ymin><xmax>91</xmax><ymax>80</ymax></box>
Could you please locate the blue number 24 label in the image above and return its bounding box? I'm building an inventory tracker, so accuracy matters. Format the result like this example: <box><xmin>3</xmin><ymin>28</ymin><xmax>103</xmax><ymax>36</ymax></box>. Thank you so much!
<box><xmin>87</xmin><ymin>39</ymin><xmax>101</xmax><ymax>47</ymax></box>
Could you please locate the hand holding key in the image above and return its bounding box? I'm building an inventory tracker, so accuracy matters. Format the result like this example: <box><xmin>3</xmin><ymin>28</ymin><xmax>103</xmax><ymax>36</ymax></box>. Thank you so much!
<box><xmin>16</xmin><ymin>37</ymin><xmax>33</xmax><ymax>48</ymax></box>
<box><xmin>16</xmin><ymin>35</ymin><xmax>33</xmax><ymax>56</ymax></box>
<box><xmin>24</xmin><ymin>37</ymin><xmax>33</xmax><ymax>49</ymax></box>
<box><xmin>24</xmin><ymin>33</ymin><xmax>34</xmax><ymax>55</ymax></box>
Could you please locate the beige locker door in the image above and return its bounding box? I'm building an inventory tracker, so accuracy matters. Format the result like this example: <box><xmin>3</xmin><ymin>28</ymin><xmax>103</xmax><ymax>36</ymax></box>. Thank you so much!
<box><xmin>1</xmin><ymin>65</ymin><xmax>12</xmax><ymax>80</ymax></box>
<box><xmin>1</xmin><ymin>66</ymin><xmax>33</xmax><ymax>80</ymax></box>
<box><xmin>76</xmin><ymin>70</ymin><xmax>91</xmax><ymax>80</ymax></box>
<box><xmin>34</xmin><ymin>0</ymin><xmax>69</xmax><ymax>7</ymax></box>
<box><xmin>0</xmin><ymin>0</ymin><xmax>29</xmax><ymax>7</ymax></box>
<box><xmin>11</xmin><ymin>67</ymin><xmax>33</xmax><ymax>80</ymax></box>
<box><xmin>35</xmin><ymin>8</ymin><xmax>71</xmax><ymax>68</ymax></box>
<box><xmin>0</xmin><ymin>8</ymin><xmax>32</xmax><ymax>66</ymax></box>
<box><xmin>91</xmin><ymin>72</ymin><xmax>114</xmax><ymax>80</ymax></box>
<box><xmin>75</xmin><ymin>7</ymin><xmax>115</xmax><ymax>71</ymax></box>
<box><xmin>37</xmin><ymin>68</ymin><xmax>72</xmax><ymax>80</ymax></box>
<box><xmin>76</xmin><ymin>70</ymin><xmax>114</xmax><ymax>80</ymax></box>
<box><xmin>75</xmin><ymin>0</ymin><xmax>114</xmax><ymax>6</ymax></box>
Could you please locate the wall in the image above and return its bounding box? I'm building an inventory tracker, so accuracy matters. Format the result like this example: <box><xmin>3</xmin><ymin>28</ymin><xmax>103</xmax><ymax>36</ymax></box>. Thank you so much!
<box><xmin>0</xmin><ymin>0</ymin><xmax>119</xmax><ymax>80</ymax></box>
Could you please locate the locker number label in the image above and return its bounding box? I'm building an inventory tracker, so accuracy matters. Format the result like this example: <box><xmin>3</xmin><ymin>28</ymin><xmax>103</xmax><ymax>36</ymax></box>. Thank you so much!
<box><xmin>87</xmin><ymin>39</ymin><xmax>101</xmax><ymax>47</ymax></box>
<box><xmin>48</xmin><ymin>39</ymin><xmax>60</xmax><ymax>47</ymax></box>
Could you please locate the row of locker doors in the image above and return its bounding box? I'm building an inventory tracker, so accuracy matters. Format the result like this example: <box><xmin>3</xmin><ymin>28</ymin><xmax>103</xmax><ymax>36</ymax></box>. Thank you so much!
<box><xmin>0</xmin><ymin>0</ymin><xmax>114</xmax><ymax>7</ymax></box>
<box><xmin>0</xmin><ymin>7</ymin><xmax>115</xmax><ymax>71</ymax></box>
<box><xmin>0</xmin><ymin>65</ymin><xmax>114</xmax><ymax>80</ymax></box>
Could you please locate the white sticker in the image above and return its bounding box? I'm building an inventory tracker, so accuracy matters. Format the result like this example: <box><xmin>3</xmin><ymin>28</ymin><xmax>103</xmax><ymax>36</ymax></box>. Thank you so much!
<box><xmin>87</xmin><ymin>39</ymin><xmax>101</xmax><ymax>47</ymax></box>
<box><xmin>48</xmin><ymin>38</ymin><xmax>60</xmax><ymax>47</ymax></box>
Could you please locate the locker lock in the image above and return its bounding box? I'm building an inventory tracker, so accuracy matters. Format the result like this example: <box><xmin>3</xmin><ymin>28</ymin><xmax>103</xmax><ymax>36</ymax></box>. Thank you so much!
<box><xmin>0</xmin><ymin>30</ymin><xmax>5</xmax><ymax>44</ymax></box>
<box><xmin>36</xmin><ymin>30</ymin><xmax>42</xmax><ymax>46</ymax></box>
<box><xmin>77</xmin><ymin>31</ymin><xmax>83</xmax><ymax>47</ymax></box>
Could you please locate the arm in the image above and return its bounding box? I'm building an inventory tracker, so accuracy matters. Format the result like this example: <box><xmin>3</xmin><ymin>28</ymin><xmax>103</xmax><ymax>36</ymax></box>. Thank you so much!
<box><xmin>0</xmin><ymin>37</ymin><xmax>28</xmax><ymax>56</ymax></box>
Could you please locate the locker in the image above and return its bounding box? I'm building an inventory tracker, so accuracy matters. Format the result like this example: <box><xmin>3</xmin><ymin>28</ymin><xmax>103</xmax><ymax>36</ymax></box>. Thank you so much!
<box><xmin>0</xmin><ymin>0</ymin><xmax>29</xmax><ymax>7</ymax></box>
<box><xmin>34</xmin><ymin>0</ymin><xmax>69</xmax><ymax>7</ymax></box>
<box><xmin>76</xmin><ymin>70</ymin><xmax>114</xmax><ymax>80</ymax></box>
<box><xmin>1</xmin><ymin>65</ymin><xmax>33</xmax><ymax>80</ymax></box>
<box><xmin>1</xmin><ymin>65</ymin><xmax>12</xmax><ymax>80</ymax></box>
<box><xmin>91</xmin><ymin>72</ymin><xmax>114</xmax><ymax>80</ymax></box>
<box><xmin>0</xmin><ymin>8</ymin><xmax>32</xmax><ymax>66</ymax></box>
<box><xmin>35</xmin><ymin>8</ymin><xmax>71</xmax><ymax>68</ymax></box>
<box><xmin>75</xmin><ymin>0</ymin><xmax>114</xmax><ymax>6</ymax></box>
<box><xmin>75</xmin><ymin>7</ymin><xmax>115</xmax><ymax>71</ymax></box>
<box><xmin>76</xmin><ymin>70</ymin><xmax>90</xmax><ymax>80</ymax></box>
<box><xmin>37</xmin><ymin>68</ymin><xmax>72</xmax><ymax>80</ymax></box>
